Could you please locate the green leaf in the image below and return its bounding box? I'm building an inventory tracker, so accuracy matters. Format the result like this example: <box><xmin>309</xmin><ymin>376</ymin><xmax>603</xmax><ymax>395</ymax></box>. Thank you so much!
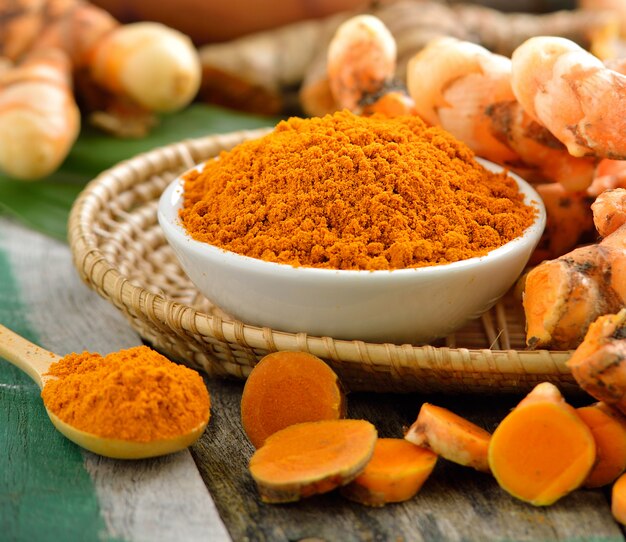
<box><xmin>0</xmin><ymin>104</ymin><xmax>278</xmax><ymax>241</ymax></box>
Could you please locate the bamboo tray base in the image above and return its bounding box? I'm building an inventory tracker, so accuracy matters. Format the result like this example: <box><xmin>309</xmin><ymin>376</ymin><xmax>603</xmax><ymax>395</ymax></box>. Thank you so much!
<box><xmin>68</xmin><ymin>128</ymin><xmax>575</xmax><ymax>394</ymax></box>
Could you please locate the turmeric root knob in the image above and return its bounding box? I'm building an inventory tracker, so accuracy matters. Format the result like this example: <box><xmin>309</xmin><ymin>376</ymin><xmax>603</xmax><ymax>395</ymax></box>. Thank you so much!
<box><xmin>0</xmin><ymin>48</ymin><xmax>80</xmax><ymax>180</ymax></box>
<box><xmin>327</xmin><ymin>14</ymin><xmax>396</xmax><ymax>112</ymax></box>
<box><xmin>523</xmin><ymin>250</ymin><xmax>611</xmax><ymax>350</ymax></box>
<box><xmin>567</xmin><ymin>309</ymin><xmax>626</xmax><ymax>412</ymax></box>
<box><xmin>249</xmin><ymin>419</ymin><xmax>377</xmax><ymax>504</ymax></box>
<box><xmin>488</xmin><ymin>382</ymin><xmax>596</xmax><ymax>506</ymax></box>
<box><xmin>89</xmin><ymin>22</ymin><xmax>201</xmax><ymax>112</ymax></box>
<box><xmin>592</xmin><ymin>187</ymin><xmax>626</xmax><ymax>238</ymax></box>
<box><xmin>240</xmin><ymin>351</ymin><xmax>346</xmax><ymax>448</ymax></box>
<box><xmin>523</xmin><ymin>188</ymin><xmax>626</xmax><ymax>350</ymax></box>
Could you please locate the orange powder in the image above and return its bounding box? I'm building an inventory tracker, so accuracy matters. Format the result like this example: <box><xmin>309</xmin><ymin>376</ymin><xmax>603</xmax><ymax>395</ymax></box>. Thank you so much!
<box><xmin>41</xmin><ymin>346</ymin><xmax>210</xmax><ymax>442</ymax></box>
<box><xmin>180</xmin><ymin>110</ymin><xmax>535</xmax><ymax>270</ymax></box>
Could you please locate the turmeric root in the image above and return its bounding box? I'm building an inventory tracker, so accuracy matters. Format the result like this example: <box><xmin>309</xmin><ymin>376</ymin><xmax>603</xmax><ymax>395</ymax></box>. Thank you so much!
<box><xmin>196</xmin><ymin>12</ymin><xmax>346</xmax><ymax>115</ymax></box>
<box><xmin>531</xmin><ymin>165</ymin><xmax>626</xmax><ymax>263</ymax></box>
<box><xmin>360</xmin><ymin>87</ymin><xmax>416</xmax><ymax>117</ymax></box>
<box><xmin>592</xmin><ymin>158</ymin><xmax>626</xmax><ymax>195</ymax></box>
<box><xmin>577</xmin><ymin>402</ymin><xmax>626</xmax><ymax>488</ymax></box>
<box><xmin>406</xmin><ymin>36</ymin><xmax>598</xmax><ymax>190</ymax></box>
<box><xmin>1</xmin><ymin>0</ymin><xmax>200</xmax><ymax>113</ymax></box>
<box><xmin>530</xmin><ymin>182</ymin><xmax>595</xmax><ymax>263</ymax></box>
<box><xmin>593</xmin><ymin>184</ymin><xmax>626</xmax><ymax>238</ymax></box>
<box><xmin>191</xmin><ymin>1</ymin><xmax>615</xmax><ymax>117</ymax></box>
<box><xmin>248</xmin><ymin>419</ymin><xmax>377</xmax><ymax>504</ymax></box>
<box><xmin>567</xmin><ymin>310</ymin><xmax>626</xmax><ymax>410</ymax></box>
<box><xmin>404</xmin><ymin>403</ymin><xmax>491</xmax><ymax>472</ymax></box>
<box><xmin>612</xmin><ymin>472</ymin><xmax>626</xmax><ymax>525</ymax></box>
<box><xmin>240</xmin><ymin>351</ymin><xmax>346</xmax><ymax>449</ymax></box>
<box><xmin>326</xmin><ymin>14</ymin><xmax>400</xmax><ymax>114</ymax></box>
<box><xmin>340</xmin><ymin>438</ymin><xmax>437</xmax><ymax>507</ymax></box>
<box><xmin>406</xmin><ymin>37</ymin><xmax>516</xmax><ymax>163</ymax></box>
<box><xmin>0</xmin><ymin>0</ymin><xmax>200</xmax><ymax>178</ymax></box>
<box><xmin>87</xmin><ymin>21</ymin><xmax>200</xmax><ymax>113</ymax></box>
<box><xmin>304</xmin><ymin>1</ymin><xmax>616</xmax><ymax>116</ymax></box>
<box><xmin>0</xmin><ymin>48</ymin><xmax>80</xmax><ymax>179</ymax></box>
<box><xmin>579</xmin><ymin>0</ymin><xmax>626</xmax><ymax>38</ymax></box>
<box><xmin>488</xmin><ymin>382</ymin><xmax>596</xmax><ymax>506</ymax></box>
<box><xmin>436</xmin><ymin>2</ymin><xmax>615</xmax><ymax>58</ymax></box>
<box><xmin>523</xmin><ymin>188</ymin><xmax>626</xmax><ymax>350</ymax></box>
<box><xmin>511</xmin><ymin>36</ymin><xmax>626</xmax><ymax>159</ymax></box>
<box><xmin>524</xmin><ymin>246</ymin><xmax>623</xmax><ymax>350</ymax></box>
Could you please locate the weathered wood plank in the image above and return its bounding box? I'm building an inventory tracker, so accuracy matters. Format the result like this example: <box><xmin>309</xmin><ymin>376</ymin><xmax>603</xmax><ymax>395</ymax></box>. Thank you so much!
<box><xmin>84</xmin><ymin>451</ymin><xmax>228</xmax><ymax>542</ymax></box>
<box><xmin>192</xmin><ymin>379</ymin><xmax>625</xmax><ymax>542</ymax></box>
<box><xmin>0</xmin><ymin>254</ymin><xmax>107</xmax><ymax>542</ymax></box>
<box><xmin>1</xmin><ymin>218</ymin><xmax>231</xmax><ymax>542</ymax></box>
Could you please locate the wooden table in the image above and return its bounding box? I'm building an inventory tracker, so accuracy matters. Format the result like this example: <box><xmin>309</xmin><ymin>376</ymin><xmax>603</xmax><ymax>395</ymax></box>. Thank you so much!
<box><xmin>1</xmin><ymin>216</ymin><xmax>624</xmax><ymax>541</ymax></box>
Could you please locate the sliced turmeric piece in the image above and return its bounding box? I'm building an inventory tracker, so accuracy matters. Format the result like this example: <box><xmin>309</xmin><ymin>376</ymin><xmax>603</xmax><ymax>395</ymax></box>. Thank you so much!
<box><xmin>340</xmin><ymin>438</ymin><xmax>437</xmax><ymax>507</ymax></box>
<box><xmin>404</xmin><ymin>403</ymin><xmax>491</xmax><ymax>472</ymax></box>
<box><xmin>567</xmin><ymin>309</ymin><xmax>626</xmax><ymax>413</ymax></box>
<box><xmin>577</xmin><ymin>402</ymin><xmax>626</xmax><ymax>488</ymax></box>
<box><xmin>612</xmin><ymin>472</ymin><xmax>626</xmax><ymax>525</ymax></box>
<box><xmin>240</xmin><ymin>351</ymin><xmax>346</xmax><ymax>448</ymax></box>
<box><xmin>249</xmin><ymin>419</ymin><xmax>377</xmax><ymax>504</ymax></box>
<box><xmin>488</xmin><ymin>382</ymin><xmax>596</xmax><ymax>506</ymax></box>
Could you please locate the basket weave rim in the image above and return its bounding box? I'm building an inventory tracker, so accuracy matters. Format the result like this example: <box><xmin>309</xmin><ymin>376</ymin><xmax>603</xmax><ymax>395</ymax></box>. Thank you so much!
<box><xmin>67</xmin><ymin>128</ymin><xmax>575</xmax><ymax>376</ymax></box>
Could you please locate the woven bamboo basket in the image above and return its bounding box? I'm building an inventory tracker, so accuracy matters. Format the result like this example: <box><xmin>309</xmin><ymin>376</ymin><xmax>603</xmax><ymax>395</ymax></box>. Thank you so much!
<box><xmin>68</xmin><ymin>127</ymin><xmax>576</xmax><ymax>395</ymax></box>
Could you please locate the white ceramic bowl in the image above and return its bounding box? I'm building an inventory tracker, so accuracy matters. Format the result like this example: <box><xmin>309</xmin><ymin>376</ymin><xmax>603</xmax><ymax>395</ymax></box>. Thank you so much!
<box><xmin>158</xmin><ymin>159</ymin><xmax>545</xmax><ymax>345</ymax></box>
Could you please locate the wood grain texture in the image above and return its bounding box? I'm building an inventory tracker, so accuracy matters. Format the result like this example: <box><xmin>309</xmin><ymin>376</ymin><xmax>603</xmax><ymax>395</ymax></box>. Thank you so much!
<box><xmin>192</xmin><ymin>379</ymin><xmax>625</xmax><ymax>542</ymax></box>
<box><xmin>1</xmin><ymin>218</ymin><xmax>231</xmax><ymax>542</ymax></box>
<box><xmin>84</xmin><ymin>451</ymin><xmax>229</xmax><ymax>542</ymax></box>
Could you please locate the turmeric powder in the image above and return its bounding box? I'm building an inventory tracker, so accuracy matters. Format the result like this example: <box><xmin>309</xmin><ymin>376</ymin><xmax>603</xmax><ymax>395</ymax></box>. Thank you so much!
<box><xmin>181</xmin><ymin>110</ymin><xmax>535</xmax><ymax>271</ymax></box>
<box><xmin>41</xmin><ymin>345</ymin><xmax>210</xmax><ymax>442</ymax></box>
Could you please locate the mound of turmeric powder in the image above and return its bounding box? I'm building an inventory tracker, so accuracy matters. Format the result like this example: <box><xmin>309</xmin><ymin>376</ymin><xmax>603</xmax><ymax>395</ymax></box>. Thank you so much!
<box><xmin>180</xmin><ymin>110</ymin><xmax>535</xmax><ymax>271</ymax></box>
<box><xmin>41</xmin><ymin>345</ymin><xmax>210</xmax><ymax>442</ymax></box>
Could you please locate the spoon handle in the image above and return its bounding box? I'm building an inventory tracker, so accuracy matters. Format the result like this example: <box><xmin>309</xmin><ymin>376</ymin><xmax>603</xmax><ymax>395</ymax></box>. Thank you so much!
<box><xmin>0</xmin><ymin>324</ymin><xmax>61</xmax><ymax>389</ymax></box>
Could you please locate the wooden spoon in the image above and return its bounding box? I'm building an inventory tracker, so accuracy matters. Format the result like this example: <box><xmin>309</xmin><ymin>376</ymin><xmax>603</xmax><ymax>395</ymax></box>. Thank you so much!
<box><xmin>0</xmin><ymin>324</ymin><xmax>208</xmax><ymax>459</ymax></box>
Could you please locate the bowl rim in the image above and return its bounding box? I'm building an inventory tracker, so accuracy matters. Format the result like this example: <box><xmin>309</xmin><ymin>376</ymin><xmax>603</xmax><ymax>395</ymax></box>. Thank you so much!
<box><xmin>158</xmin><ymin>157</ymin><xmax>546</xmax><ymax>278</ymax></box>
